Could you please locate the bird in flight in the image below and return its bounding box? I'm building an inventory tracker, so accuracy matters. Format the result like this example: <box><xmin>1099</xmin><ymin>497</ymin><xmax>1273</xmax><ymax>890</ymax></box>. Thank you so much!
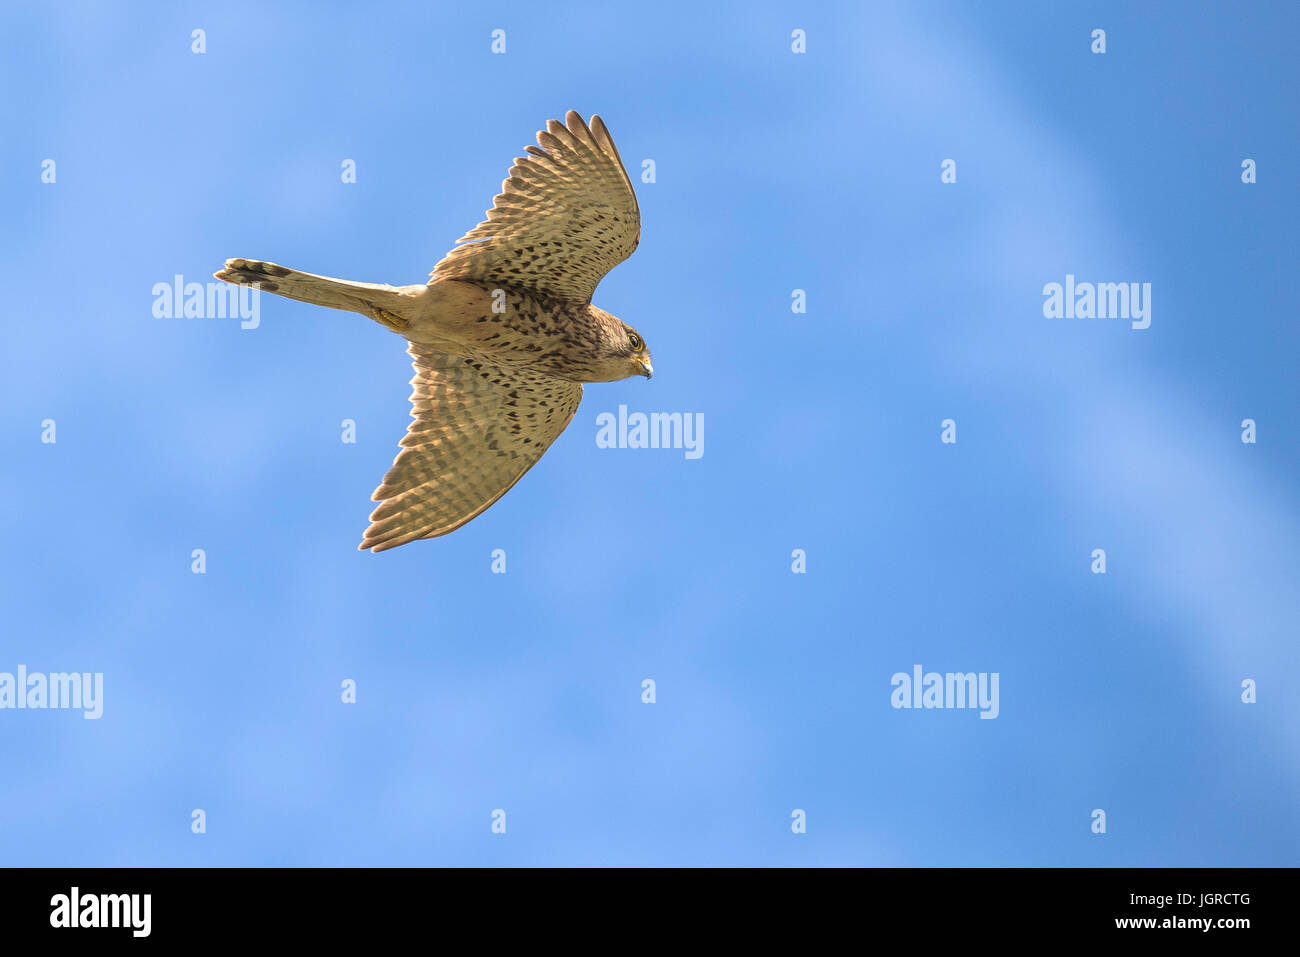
<box><xmin>215</xmin><ymin>111</ymin><xmax>650</xmax><ymax>552</ymax></box>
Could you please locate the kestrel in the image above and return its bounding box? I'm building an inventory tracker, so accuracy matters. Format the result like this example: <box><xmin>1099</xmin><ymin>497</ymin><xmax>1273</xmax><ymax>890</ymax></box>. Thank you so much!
<box><xmin>215</xmin><ymin>111</ymin><xmax>650</xmax><ymax>552</ymax></box>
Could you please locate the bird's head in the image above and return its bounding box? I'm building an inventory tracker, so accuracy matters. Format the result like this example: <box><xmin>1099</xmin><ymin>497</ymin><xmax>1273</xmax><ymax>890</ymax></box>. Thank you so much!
<box><xmin>621</xmin><ymin>324</ymin><xmax>654</xmax><ymax>380</ymax></box>
<box><xmin>586</xmin><ymin>307</ymin><xmax>653</xmax><ymax>382</ymax></box>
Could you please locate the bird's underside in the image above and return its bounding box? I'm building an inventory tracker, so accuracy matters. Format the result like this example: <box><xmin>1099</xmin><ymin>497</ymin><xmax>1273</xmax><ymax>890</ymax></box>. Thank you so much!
<box><xmin>215</xmin><ymin>111</ymin><xmax>646</xmax><ymax>551</ymax></box>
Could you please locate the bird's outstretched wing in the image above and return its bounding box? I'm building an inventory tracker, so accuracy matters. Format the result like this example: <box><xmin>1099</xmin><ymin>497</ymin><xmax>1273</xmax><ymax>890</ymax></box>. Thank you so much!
<box><xmin>430</xmin><ymin>111</ymin><xmax>640</xmax><ymax>304</ymax></box>
<box><xmin>361</xmin><ymin>343</ymin><xmax>583</xmax><ymax>552</ymax></box>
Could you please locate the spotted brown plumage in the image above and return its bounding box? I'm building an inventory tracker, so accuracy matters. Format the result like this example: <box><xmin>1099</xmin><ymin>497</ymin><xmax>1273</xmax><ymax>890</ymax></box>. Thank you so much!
<box><xmin>432</xmin><ymin>113</ymin><xmax>640</xmax><ymax>302</ymax></box>
<box><xmin>214</xmin><ymin>111</ymin><xmax>652</xmax><ymax>552</ymax></box>
<box><xmin>360</xmin><ymin>345</ymin><xmax>585</xmax><ymax>551</ymax></box>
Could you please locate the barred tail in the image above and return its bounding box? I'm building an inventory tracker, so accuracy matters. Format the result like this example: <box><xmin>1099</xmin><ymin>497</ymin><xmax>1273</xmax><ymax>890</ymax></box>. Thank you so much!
<box><xmin>214</xmin><ymin>258</ymin><xmax>419</xmax><ymax>329</ymax></box>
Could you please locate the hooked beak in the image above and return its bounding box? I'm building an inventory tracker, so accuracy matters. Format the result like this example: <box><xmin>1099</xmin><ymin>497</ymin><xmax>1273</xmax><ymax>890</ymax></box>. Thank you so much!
<box><xmin>640</xmin><ymin>358</ymin><xmax>654</xmax><ymax>379</ymax></box>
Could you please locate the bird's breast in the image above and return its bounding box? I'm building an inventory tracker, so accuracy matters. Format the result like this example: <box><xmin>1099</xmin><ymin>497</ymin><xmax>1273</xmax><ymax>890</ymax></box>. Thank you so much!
<box><xmin>409</xmin><ymin>280</ymin><xmax>600</xmax><ymax>379</ymax></box>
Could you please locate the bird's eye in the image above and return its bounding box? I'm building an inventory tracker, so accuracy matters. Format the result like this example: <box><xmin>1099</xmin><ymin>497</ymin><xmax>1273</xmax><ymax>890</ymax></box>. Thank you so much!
<box><xmin>628</xmin><ymin>333</ymin><xmax>643</xmax><ymax>351</ymax></box>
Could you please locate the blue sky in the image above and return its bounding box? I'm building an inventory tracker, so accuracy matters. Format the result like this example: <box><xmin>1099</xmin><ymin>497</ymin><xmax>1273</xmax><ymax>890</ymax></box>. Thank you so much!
<box><xmin>1</xmin><ymin>1</ymin><xmax>1297</xmax><ymax>866</ymax></box>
